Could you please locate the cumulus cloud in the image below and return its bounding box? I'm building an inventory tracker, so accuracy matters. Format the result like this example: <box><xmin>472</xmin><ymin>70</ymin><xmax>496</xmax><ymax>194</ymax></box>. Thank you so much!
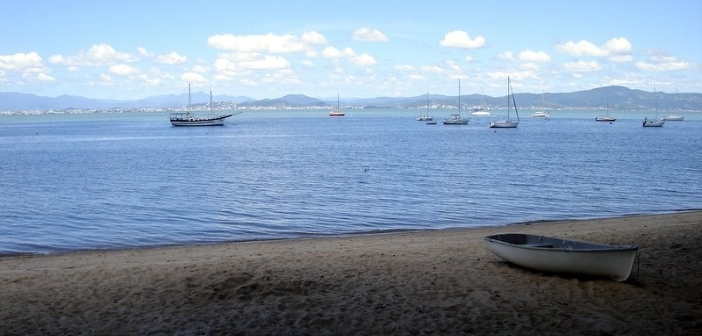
<box><xmin>351</xmin><ymin>53</ymin><xmax>376</xmax><ymax>66</ymax></box>
<box><xmin>635</xmin><ymin>54</ymin><xmax>690</xmax><ymax>71</ymax></box>
<box><xmin>137</xmin><ymin>47</ymin><xmax>153</xmax><ymax>57</ymax></box>
<box><xmin>563</xmin><ymin>60</ymin><xmax>602</xmax><ymax>72</ymax></box>
<box><xmin>49</xmin><ymin>43</ymin><xmax>138</xmax><ymax>67</ymax></box>
<box><xmin>352</xmin><ymin>27</ymin><xmax>389</xmax><ymax>42</ymax></box>
<box><xmin>207</xmin><ymin>33</ymin><xmax>307</xmax><ymax>53</ymax></box>
<box><xmin>321</xmin><ymin>46</ymin><xmax>344</xmax><ymax>59</ymax></box>
<box><xmin>108</xmin><ymin>64</ymin><xmax>140</xmax><ymax>75</ymax></box>
<box><xmin>556</xmin><ymin>37</ymin><xmax>632</xmax><ymax>58</ymax></box>
<box><xmin>0</xmin><ymin>52</ymin><xmax>43</xmax><ymax>70</ymax></box>
<box><xmin>191</xmin><ymin>65</ymin><xmax>209</xmax><ymax>73</ymax></box>
<box><xmin>156</xmin><ymin>52</ymin><xmax>187</xmax><ymax>64</ymax></box>
<box><xmin>518</xmin><ymin>50</ymin><xmax>551</xmax><ymax>62</ymax></box>
<box><xmin>181</xmin><ymin>72</ymin><xmax>207</xmax><ymax>83</ymax></box>
<box><xmin>302</xmin><ymin>31</ymin><xmax>327</xmax><ymax>45</ymax></box>
<box><xmin>35</xmin><ymin>72</ymin><xmax>55</xmax><ymax>82</ymax></box>
<box><xmin>497</xmin><ymin>51</ymin><xmax>515</xmax><ymax>61</ymax></box>
<box><xmin>440</xmin><ymin>31</ymin><xmax>485</xmax><ymax>49</ymax></box>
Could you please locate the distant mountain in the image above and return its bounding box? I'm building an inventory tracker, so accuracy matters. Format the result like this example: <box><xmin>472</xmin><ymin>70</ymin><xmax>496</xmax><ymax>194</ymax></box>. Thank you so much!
<box><xmin>1</xmin><ymin>86</ymin><xmax>700</xmax><ymax>111</ymax></box>
<box><xmin>239</xmin><ymin>94</ymin><xmax>327</xmax><ymax>108</ymax></box>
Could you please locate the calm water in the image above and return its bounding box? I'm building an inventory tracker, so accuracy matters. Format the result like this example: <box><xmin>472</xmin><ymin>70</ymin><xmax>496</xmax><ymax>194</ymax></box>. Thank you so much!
<box><xmin>1</xmin><ymin>110</ymin><xmax>701</xmax><ymax>255</ymax></box>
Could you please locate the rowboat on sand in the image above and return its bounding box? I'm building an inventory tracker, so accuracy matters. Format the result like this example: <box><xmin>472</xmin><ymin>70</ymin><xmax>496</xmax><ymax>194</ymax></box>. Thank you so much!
<box><xmin>484</xmin><ymin>233</ymin><xmax>638</xmax><ymax>282</ymax></box>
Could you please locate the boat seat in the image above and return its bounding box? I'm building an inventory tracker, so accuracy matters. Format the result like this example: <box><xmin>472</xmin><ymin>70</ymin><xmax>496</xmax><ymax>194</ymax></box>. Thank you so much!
<box><xmin>522</xmin><ymin>244</ymin><xmax>554</xmax><ymax>248</ymax></box>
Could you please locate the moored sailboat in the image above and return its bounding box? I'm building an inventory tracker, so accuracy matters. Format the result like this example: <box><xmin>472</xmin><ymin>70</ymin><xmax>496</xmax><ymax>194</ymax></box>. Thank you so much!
<box><xmin>170</xmin><ymin>84</ymin><xmax>234</xmax><ymax>126</ymax></box>
<box><xmin>417</xmin><ymin>92</ymin><xmax>433</xmax><ymax>121</ymax></box>
<box><xmin>595</xmin><ymin>94</ymin><xmax>616</xmax><ymax>122</ymax></box>
<box><xmin>329</xmin><ymin>94</ymin><xmax>345</xmax><ymax>116</ymax></box>
<box><xmin>643</xmin><ymin>83</ymin><xmax>664</xmax><ymax>127</ymax></box>
<box><xmin>489</xmin><ymin>77</ymin><xmax>520</xmax><ymax>128</ymax></box>
<box><xmin>443</xmin><ymin>79</ymin><xmax>469</xmax><ymax>125</ymax></box>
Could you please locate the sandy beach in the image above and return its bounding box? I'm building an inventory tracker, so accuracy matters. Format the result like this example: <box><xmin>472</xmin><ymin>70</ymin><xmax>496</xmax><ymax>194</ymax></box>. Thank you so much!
<box><xmin>1</xmin><ymin>212</ymin><xmax>701</xmax><ymax>335</ymax></box>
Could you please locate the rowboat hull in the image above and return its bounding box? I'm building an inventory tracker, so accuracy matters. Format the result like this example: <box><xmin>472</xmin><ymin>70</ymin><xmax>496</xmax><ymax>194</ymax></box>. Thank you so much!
<box><xmin>484</xmin><ymin>233</ymin><xmax>638</xmax><ymax>282</ymax></box>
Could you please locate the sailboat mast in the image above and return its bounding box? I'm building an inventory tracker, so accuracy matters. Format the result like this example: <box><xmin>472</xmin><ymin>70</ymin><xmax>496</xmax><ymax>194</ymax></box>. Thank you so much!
<box><xmin>507</xmin><ymin>77</ymin><xmax>510</xmax><ymax>118</ymax></box>
<box><xmin>458</xmin><ymin>79</ymin><xmax>461</xmax><ymax>117</ymax></box>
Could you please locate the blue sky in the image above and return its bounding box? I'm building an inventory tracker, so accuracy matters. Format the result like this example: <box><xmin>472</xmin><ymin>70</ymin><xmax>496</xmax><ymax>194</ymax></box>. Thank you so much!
<box><xmin>0</xmin><ymin>0</ymin><xmax>700</xmax><ymax>100</ymax></box>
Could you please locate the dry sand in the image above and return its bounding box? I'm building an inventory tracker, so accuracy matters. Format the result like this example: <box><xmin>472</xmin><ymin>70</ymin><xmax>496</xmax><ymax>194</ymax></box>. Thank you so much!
<box><xmin>1</xmin><ymin>211</ymin><xmax>701</xmax><ymax>335</ymax></box>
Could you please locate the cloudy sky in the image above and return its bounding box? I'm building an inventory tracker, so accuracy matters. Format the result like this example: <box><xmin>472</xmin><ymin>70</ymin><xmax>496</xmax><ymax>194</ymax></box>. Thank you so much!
<box><xmin>0</xmin><ymin>0</ymin><xmax>699</xmax><ymax>100</ymax></box>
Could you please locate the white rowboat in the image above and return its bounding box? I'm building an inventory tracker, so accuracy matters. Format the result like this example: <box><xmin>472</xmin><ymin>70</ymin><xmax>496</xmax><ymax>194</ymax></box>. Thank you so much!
<box><xmin>484</xmin><ymin>233</ymin><xmax>638</xmax><ymax>282</ymax></box>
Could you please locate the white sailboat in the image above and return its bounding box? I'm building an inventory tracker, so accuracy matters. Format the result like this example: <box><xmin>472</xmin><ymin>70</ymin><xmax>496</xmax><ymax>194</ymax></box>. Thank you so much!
<box><xmin>169</xmin><ymin>84</ymin><xmax>234</xmax><ymax>126</ymax></box>
<box><xmin>531</xmin><ymin>90</ymin><xmax>550</xmax><ymax>119</ymax></box>
<box><xmin>471</xmin><ymin>86</ymin><xmax>491</xmax><ymax>116</ymax></box>
<box><xmin>489</xmin><ymin>77</ymin><xmax>520</xmax><ymax>128</ymax></box>
<box><xmin>443</xmin><ymin>79</ymin><xmax>469</xmax><ymax>125</ymax></box>
<box><xmin>662</xmin><ymin>87</ymin><xmax>684</xmax><ymax>121</ymax></box>
<box><xmin>643</xmin><ymin>83</ymin><xmax>664</xmax><ymax>127</ymax></box>
<box><xmin>417</xmin><ymin>92</ymin><xmax>433</xmax><ymax>121</ymax></box>
<box><xmin>329</xmin><ymin>94</ymin><xmax>345</xmax><ymax>116</ymax></box>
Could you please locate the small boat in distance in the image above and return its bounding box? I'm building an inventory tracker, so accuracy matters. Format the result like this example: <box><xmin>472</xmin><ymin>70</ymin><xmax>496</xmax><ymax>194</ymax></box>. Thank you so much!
<box><xmin>595</xmin><ymin>115</ymin><xmax>616</xmax><ymax>122</ymax></box>
<box><xmin>531</xmin><ymin>90</ymin><xmax>550</xmax><ymax>119</ymax></box>
<box><xmin>643</xmin><ymin>83</ymin><xmax>664</xmax><ymax>127</ymax></box>
<box><xmin>170</xmin><ymin>84</ymin><xmax>233</xmax><ymax>126</ymax></box>
<box><xmin>471</xmin><ymin>86</ymin><xmax>491</xmax><ymax>116</ymax></box>
<box><xmin>484</xmin><ymin>233</ymin><xmax>639</xmax><ymax>282</ymax></box>
<box><xmin>661</xmin><ymin>87</ymin><xmax>684</xmax><ymax>121</ymax></box>
<box><xmin>489</xmin><ymin>77</ymin><xmax>520</xmax><ymax>128</ymax></box>
<box><xmin>595</xmin><ymin>94</ymin><xmax>616</xmax><ymax>122</ymax></box>
<box><xmin>417</xmin><ymin>92</ymin><xmax>433</xmax><ymax>121</ymax></box>
<box><xmin>443</xmin><ymin>79</ymin><xmax>469</xmax><ymax>125</ymax></box>
<box><xmin>662</xmin><ymin>115</ymin><xmax>684</xmax><ymax>121</ymax></box>
<box><xmin>329</xmin><ymin>94</ymin><xmax>345</xmax><ymax>117</ymax></box>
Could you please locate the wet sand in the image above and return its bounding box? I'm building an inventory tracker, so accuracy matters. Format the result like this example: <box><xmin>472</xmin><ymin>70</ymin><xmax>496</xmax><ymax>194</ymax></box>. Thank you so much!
<box><xmin>1</xmin><ymin>211</ymin><xmax>701</xmax><ymax>335</ymax></box>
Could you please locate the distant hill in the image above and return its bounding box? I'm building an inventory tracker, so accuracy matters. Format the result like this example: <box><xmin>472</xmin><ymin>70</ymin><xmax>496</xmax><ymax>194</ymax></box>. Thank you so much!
<box><xmin>1</xmin><ymin>86</ymin><xmax>700</xmax><ymax>111</ymax></box>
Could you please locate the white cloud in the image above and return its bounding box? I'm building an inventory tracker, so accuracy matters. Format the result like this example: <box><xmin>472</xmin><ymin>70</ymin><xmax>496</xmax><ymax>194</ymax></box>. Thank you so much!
<box><xmin>556</xmin><ymin>40</ymin><xmax>607</xmax><ymax>56</ymax></box>
<box><xmin>603</xmin><ymin>38</ymin><xmax>632</xmax><ymax>54</ymax></box>
<box><xmin>351</xmin><ymin>53</ymin><xmax>376</xmax><ymax>66</ymax></box>
<box><xmin>207</xmin><ymin>33</ymin><xmax>307</xmax><ymax>53</ymax></box>
<box><xmin>108</xmin><ymin>64</ymin><xmax>140</xmax><ymax>75</ymax></box>
<box><xmin>156</xmin><ymin>52</ymin><xmax>187</xmax><ymax>64</ymax></box>
<box><xmin>518</xmin><ymin>50</ymin><xmax>551</xmax><ymax>62</ymax></box>
<box><xmin>352</xmin><ymin>27</ymin><xmax>389</xmax><ymax>42</ymax></box>
<box><xmin>137</xmin><ymin>47</ymin><xmax>153</xmax><ymax>57</ymax></box>
<box><xmin>35</xmin><ymin>72</ymin><xmax>55</xmax><ymax>82</ymax></box>
<box><xmin>635</xmin><ymin>59</ymin><xmax>690</xmax><ymax>71</ymax></box>
<box><xmin>563</xmin><ymin>60</ymin><xmax>602</xmax><ymax>72</ymax></box>
<box><xmin>0</xmin><ymin>52</ymin><xmax>43</xmax><ymax>70</ymax></box>
<box><xmin>497</xmin><ymin>51</ymin><xmax>515</xmax><ymax>61</ymax></box>
<box><xmin>556</xmin><ymin>38</ymin><xmax>632</xmax><ymax>58</ymax></box>
<box><xmin>191</xmin><ymin>65</ymin><xmax>209</xmax><ymax>73</ymax></box>
<box><xmin>302</xmin><ymin>31</ymin><xmax>327</xmax><ymax>45</ymax></box>
<box><xmin>440</xmin><ymin>31</ymin><xmax>485</xmax><ymax>49</ymax></box>
<box><xmin>181</xmin><ymin>72</ymin><xmax>207</xmax><ymax>83</ymax></box>
<box><xmin>321</xmin><ymin>46</ymin><xmax>343</xmax><ymax>59</ymax></box>
<box><xmin>49</xmin><ymin>43</ymin><xmax>138</xmax><ymax>67</ymax></box>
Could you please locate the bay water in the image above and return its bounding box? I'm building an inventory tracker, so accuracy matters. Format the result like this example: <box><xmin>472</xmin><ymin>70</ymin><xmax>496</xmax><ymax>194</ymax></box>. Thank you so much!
<box><xmin>1</xmin><ymin>109</ymin><xmax>700</xmax><ymax>255</ymax></box>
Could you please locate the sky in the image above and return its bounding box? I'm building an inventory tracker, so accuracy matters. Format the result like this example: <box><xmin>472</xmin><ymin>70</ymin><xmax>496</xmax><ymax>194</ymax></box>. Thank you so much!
<box><xmin>0</xmin><ymin>0</ymin><xmax>700</xmax><ymax>100</ymax></box>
